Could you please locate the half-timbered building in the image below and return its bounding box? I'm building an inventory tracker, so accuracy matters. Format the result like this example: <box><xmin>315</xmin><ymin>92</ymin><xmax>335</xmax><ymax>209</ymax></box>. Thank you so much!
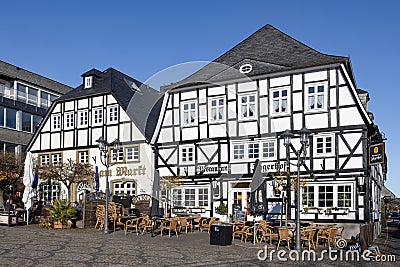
<box><xmin>27</xmin><ymin>68</ymin><xmax>161</xmax><ymax>203</ymax></box>
<box><xmin>152</xmin><ymin>25</ymin><xmax>387</xmax><ymax>238</ymax></box>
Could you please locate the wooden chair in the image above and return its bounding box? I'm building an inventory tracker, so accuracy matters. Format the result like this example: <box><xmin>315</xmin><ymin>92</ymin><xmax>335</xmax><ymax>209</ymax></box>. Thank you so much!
<box><xmin>95</xmin><ymin>205</ymin><xmax>105</xmax><ymax>230</ymax></box>
<box><xmin>257</xmin><ymin>224</ymin><xmax>278</xmax><ymax>245</ymax></box>
<box><xmin>199</xmin><ymin>217</ymin><xmax>216</xmax><ymax>233</ymax></box>
<box><xmin>240</xmin><ymin>226</ymin><xmax>254</xmax><ymax>243</ymax></box>
<box><xmin>125</xmin><ymin>217</ymin><xmax>142</xmax><ymax>235</ymax></box>
<box><xmin>140</xmin><ymin>217</ymin><xmax>154</xmax><ymax>235</ymax></box>
<box><xmin>161</xmin><ymin>219</ymin><xmax>179</xmax><ymax>238</ymax></box>
<box><xmin>232</xmin><ymin>221</ymin><xmax>246</xmax><ymax>240</ymax></box>
<box><xmin>300</xmin><ymin>228</ymin><xmax>316</xmax><ymax>250</ymax></box>
<box><xmin>277</xmin><ymin>228</ymin><xmax>292</xmax><ymax>250</ymax></box>
<box><xmin>191</xmin><ymin>215</ymin><xmax>202</xmax><ymax>231</ymax></box>
<box><xmin>317</xmin><ymin>227</ymin><xmax>336</xmax><ymax>247</ymax></box>
<box><xmin>178</xmin><ymin>217</ymin><xmax>192</xmax><ymax>233</ymax></box>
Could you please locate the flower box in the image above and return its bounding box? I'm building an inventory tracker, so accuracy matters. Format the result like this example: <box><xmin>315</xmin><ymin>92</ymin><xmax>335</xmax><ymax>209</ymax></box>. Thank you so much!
<box><xmin>325</xmin><ymin>208</ymin><xmax>349</xmax><ymax>215</ymax></box>
<box><xmin>302</xmin><ymin>207</ymin><xmax>323</xmax><ymax>214</ymax></box>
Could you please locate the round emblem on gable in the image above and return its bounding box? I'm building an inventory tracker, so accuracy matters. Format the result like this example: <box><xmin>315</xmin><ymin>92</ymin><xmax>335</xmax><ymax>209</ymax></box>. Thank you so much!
<box><xmin>373</xmin><ymin>147</ymin><xmax>379</xmax><ymax>154</ymax></box>
<box><xmin>239</xmin><ymin>64</ymin><xmax>253</xmax><ymax>74</ymax></box>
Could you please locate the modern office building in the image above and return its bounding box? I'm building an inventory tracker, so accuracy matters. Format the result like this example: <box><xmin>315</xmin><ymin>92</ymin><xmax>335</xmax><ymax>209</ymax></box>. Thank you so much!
<box><xmin>0</xmin><ymin>60</ymin><xmax>72</xmax><ymax>153</ymax></box>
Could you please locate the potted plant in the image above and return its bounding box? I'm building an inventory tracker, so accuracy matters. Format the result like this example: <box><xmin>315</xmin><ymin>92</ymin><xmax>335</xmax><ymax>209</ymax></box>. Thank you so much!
<box><xmin>303</xmin><ymin>207</ymin><xmax>322</xmax><ymax>214</ymax></box>
<box><xmin>215</xmin><ymin>202</ymin><xmax>228</xmax><ymax>222</ymax></box>
<box><xmin>325</xmin><ymin>207</ymin><xmax>349</xmax><ymax>215</ymax></box>
<box><xmin>49</xmin><ymin>199</ymin><xmax>77</xmax><ymax>229</ymax></box>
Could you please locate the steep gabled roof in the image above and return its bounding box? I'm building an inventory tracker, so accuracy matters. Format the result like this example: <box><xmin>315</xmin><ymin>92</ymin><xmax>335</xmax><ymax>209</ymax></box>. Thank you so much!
<box><xmin>0</xmin><ymin>60</ymin><xmax>72</xmax><ymax>94</ymax></box>
<box><xmin>162</xmin><ymin>24</ymin><xmax>350</xmax><ymax>90</ymax></box>
<box><xmin>56</xmin><ymin>68</ymin><xmax>162</xmax><ymax>141</ymax></box>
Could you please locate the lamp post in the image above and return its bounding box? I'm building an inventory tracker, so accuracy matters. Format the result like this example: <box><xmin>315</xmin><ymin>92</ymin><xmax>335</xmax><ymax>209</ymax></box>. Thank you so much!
<box><xmin>96</xmin><ymin>136</ymin><xmax>121</xmax><ymax>234</ymax></box>
<box><xmin>280</xmin><ymin>127</ymin><xmax>311</xmax><ymax>252</ymax></box>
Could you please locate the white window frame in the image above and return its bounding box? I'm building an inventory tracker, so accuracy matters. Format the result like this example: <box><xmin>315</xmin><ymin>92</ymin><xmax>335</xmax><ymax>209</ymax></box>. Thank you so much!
<box><xmin>125</xmin><ymin>146</ymin><xmax>140</xmax><ymax>162</ymax></box>
<box><xmin>209</xmin><ymin>97</ymin><xmax>225</xmax><ymax>123</ymax></box>
<box><xmin>93</xmin><ymin>107</ymin><xmax>103</xmax><ymax>125</ymax></box>
<box><xmin>52</xmin><ymin>114</ymin><xmax>61</xmax><ymax>131</ymax></box>
<box><xmin>180</xmin><ymin>145</ymin><xmax>195</xmax><ymax>164</ymax></box>
<box><xmin>78</xmin><ymin>150</ymin><xmax>89</xmax><ymax>164</ymax></box>
<box><xmin>172</xmin><ymin>187</ymin><xmax>209</xmax><ymax>208</ymax></box>
<box><xmin>301</xmin><ymin>183</ymin><xmax>354</xmax><ymax>210</ymax></box>
<box><xmin>306</xmin><ymin>82</ymin><xmax>327</xmax><ymax>112</ymax></box>
<box><xmin>40</xmin><ymin>154</ymin><xmax>50</xmax><ymax>166</ymax></box>
<box><xmin>231</xmin><ymin>139</ymin><xmax>276</xmax><ymax>162</ymax></box>
<box><xmin>233</xmin><ymin>143</ymin><xmax>245</xmax><ymax>160</ymax></box>
<box><xmin>314</xmin><ymin>134</ymin><xmax>334</xmax><ymax>156</ymax></box>
<box><xmin>181</xmin><ymin>101</ymin><xmax>197</xmax><ymax>126</ymax></box>
<box><xmin>108</xmin><ymin>105</ymin><xmax>118</xmax><ymax>123</ymax></box>
<box><xmin>84</xmin><ymin>77</ymin><xmax>93</xmax><ymax>89</ymax></box>
<box><xmin>248</xmin><ymin>143</ymin><xmax>259</xmax><ymax>159</ymax></box>
<box><xmin>65</xmin><ymin>112</ymin><xmax>74</xmax><ymax>129</ymax></box>
<box><xmin>52</xmin><ymin>153</ymin><xmax>62</xmax><ymax>165</ymax></box>
<box><xmin>262</xmin><ymin>140</ymin><xmax>276</xmax><ymax>159</ymax></box>
<box><xmin>110</xmin><ymin>148</ymin><xmax>124</xmax><ymax>163</ymax></box>
<box><xmin>270</xmin><ymin>87</ymin><xmax>290</xmax><ymax>116</ymax></box>
<box><xmin>113</xmin><ymin>180</ymin><xmax>136</xmax><ymax>196</ymax></box>
<box><xmin>78</xmin><ymin>110</ymin><xmax>88</xmax><ymax>127</ymax></box>
<box><xmin>239</xmin><ymin>93</ymin><xmax>257</xmax><ymax>120</ymax></box>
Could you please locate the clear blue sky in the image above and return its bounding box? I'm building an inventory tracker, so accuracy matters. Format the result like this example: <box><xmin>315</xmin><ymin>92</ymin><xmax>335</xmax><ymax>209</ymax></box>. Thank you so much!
<box><xmin>1</xmin><ymin>1</ymin><xmax>399</xmax><ymax>196</ymax></box>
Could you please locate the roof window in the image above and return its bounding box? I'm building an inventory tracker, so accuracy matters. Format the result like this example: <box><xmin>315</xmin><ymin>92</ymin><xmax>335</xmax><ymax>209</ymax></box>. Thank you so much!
<box><xmin>84</xmin><ymin>76</ymin><xmax>93</xmax><ymax>89</ymax></box>
<box><xmin>239</xmin><ymin>64</ymin><xmax>253</xmax><ymax>74</ymax></box>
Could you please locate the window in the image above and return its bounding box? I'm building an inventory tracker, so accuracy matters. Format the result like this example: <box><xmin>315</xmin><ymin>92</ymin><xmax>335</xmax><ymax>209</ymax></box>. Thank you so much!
<box><xmin>78</xmin><ymin>151</ymin><xmax>89</xmax><ymax>163</ymax></box>
<box><xmin>52</xmin><ymin>114</ymin><xmax>61</xmax><ymax>130</ymax></box>
<box><xmin>209</xmin><ymin>98</ymin><xmax>225</xmax><ymax>122</ymax></box>
<box><xmin>17</xmin><ymin>84</ymin><xmax>27</xmax><ymax>103</ymax></box>
<box><xmin>240</xmin><ymin>94</ymin><xmax>256</xmax><ymax>119</ymax></box>
<box><xmin>181</xmin><ymin>146</ymin><xmax>194</xmax><ymax>163</ymax></box>
<box><xmin>318</xmin><ymin>186</ymin><xmax>334</xmax><ymax>208</ymax></box>
<box><xmin>27</xmin><ymin>87</ymin><xmax>38</xmax><ymax>106</ymax></box>
<box><xmin>302</xmin><ymin>186</ymin><xmax>315</xmax><ymax>207</ymax></box>
<box><xmin>307</xmin><ymin>84</ymin><xmax>326</xmax><ymax>111</ymax></box>
<box><xmin>113</xmin><ymin>181</ymin><xmax>136</xmax><ymax>196</ymax></box>
<box><xmin>337</xmin><ymin>185</ymin><xmax>351</xmax><ymax>208</ymax></box>
<box><xmin>271</xmin><ymin>88</ymin><xmax>289</xmax><ymax>114</ymax></box>
<box><xmin>316</xmin><ymin>135</ymin><xmax>333</xmax><ymax>155</ymax></box>
<box><xmin>5</xmin><ymin>108</ymin><xmax>17</xmax><ymax>129</ymax></box>
<box><xmin>239</xmin><ymin>64</ymin><xmax>253</xmax><ymax>74</ymax></box>
<box><xmin>233</xmin><ymin>192</ymin><xmax>243</xmax><ymax>205</ymax></box>
<box><xmin>233</xmin><ymin>144</ymin><xmax>245</xmax><ymax>159</ymax></box>
<box><xmin>248</xmin><ymin>143</ymin><xmax>259</xmax><ymax>159</ymax></box>
<box><xmin>40</xmin><ymin>154</ymin><xmax>50</xmax><ymax>166</ymax></box>
<box><xmin>65</xmin><ymin>112</ymin><xmax>74</xmax><ymax>129</ymax></box>
<box><xmin>108</xmin><ymin>105</ymin><xmax>118</xmax><ymax>122</ymax></box>
<box><xmin>0</xmin><ymin>107</ymin><xmax>4</xmax><ymax>126</ymax></box>
<box><xmin>198</xmin><ymin>188</ymin><xmax>209</xmax><ymax>207</ymax></box>
<box><xmin>111</xmin><ymin>148</ymin><xmax>124</xmax><ymax>162</ymax></box>
<box><xmin>262</xmin><ymin>141</ymin><xmax>275</xmax><ymax>158</ymax></box>
<box><xmin>78</xmin><ymin>110</ymin><xmax>88</xmax><ymax>127</ymax></box>
<box><xmin>84</xmin><ymin>77</ymin><xmax>93</xmax><ymax>88</ymax></box>
<box><xmin>42</xmin><ymin>184</ymin><xmax>59</xmax><ymax>204</ymax></box>
<box><xmin>40</xmin><ymin>91</ymin><xmax>50</xmax><ymax>108</ymax></box>
<box><xmin>52</xmin><ymin>153</ymin><xmax>62</xmax><ymax>165</ymax></box>
<box><xmin>182</xmin><ymin>101</ymin><xmax>196</xmax><ymax>125</ymax></box>
<box><xmin>126</xmin><ymin>146</ymin><xmax>139</xmax><ymax>161</ymax></box>
<box><xmin>22</xmin><ymin>112</ymin><xmax>32</xmax><ymax>132</ymax></box>
<box><xmin>184</xmin><ymin>189</ymin><xmax>196</xmax><ymax>207</ymax></box>
<box><xmin>172</xmin><ymin>189</ymin><xmax>183</xmax><ymax>207</ymax></box>
<box><xmin>33</xmin><ymin>115</ymin><xmax>42</xmax><ymax>132</ymax></box>
<box><xmin>93</xmin><ymin>108</ymin><xmax>103</xmax><ymax>125</ymax></box>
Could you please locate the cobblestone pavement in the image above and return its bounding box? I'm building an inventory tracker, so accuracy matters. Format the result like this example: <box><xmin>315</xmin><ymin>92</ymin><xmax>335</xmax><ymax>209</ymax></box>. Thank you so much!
<box><xmin>0</xmin><ymin>224</ymin><xmax>398</xmax><ymax>266</ymax></box>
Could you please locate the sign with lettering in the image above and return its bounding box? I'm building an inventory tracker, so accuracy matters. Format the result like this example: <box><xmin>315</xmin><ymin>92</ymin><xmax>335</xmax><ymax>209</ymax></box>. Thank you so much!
<box><xmin>197</xmin><ymin>164</ymin><xmax>229</xmax><ymax>174</ymax></box>
<box><xmin>369</xmin><ymin>143</ymin><xmax>385</xmax><ymax>165</ymax></box>
<box><xmin>99</xmin><ymin>165</ymin><xmax>147</xmax><ymax>177</ymax></box>
<box><xmin>250</xmin><ymin>161</ymin><xmax>287</xmax><ymax>173</ymax></box>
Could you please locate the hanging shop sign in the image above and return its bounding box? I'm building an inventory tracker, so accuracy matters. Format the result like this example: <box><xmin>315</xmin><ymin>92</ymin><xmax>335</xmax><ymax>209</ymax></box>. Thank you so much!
<box><xmin>368</xmin><ymin>143</ymin><xmax>385</xmax><ymax>165</ymax></box>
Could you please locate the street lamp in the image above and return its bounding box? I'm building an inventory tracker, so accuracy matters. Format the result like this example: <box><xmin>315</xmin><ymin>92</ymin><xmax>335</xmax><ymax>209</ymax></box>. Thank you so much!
<box><xmin>96</xmin><ymin>136</ymin><xmax>121</xmax><ymax>234</ymax></box>
<box><xmin>280</xmin><ymin>127</ymin><xmax>311</xmax><ymax>252</ymax></box>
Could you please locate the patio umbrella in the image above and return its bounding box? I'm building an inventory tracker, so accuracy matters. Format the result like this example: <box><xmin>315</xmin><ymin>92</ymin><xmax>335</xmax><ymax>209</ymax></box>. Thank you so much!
<box><xmin>250</xmin><ymin>160</ymin><xmax>267</xmax><ymax>213</ymax></box>
<box><xmin>94</xmin><ymin>166</ymin><xmax>99</xmax><ymax>192</ymax></box>
<box><xmin>22</xmin><ymin>151</ymin><xmax>35</xmax><ymax>224</ymax></box>
<box><xmin>149</xmin><ymin>170</ymin><xmax>161</xmax><ymax>218</ymax></box>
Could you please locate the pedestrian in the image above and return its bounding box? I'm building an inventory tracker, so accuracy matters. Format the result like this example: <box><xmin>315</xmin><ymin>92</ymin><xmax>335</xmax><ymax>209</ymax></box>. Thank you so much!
<box><xmin>73</xmin><ymin>201</ymin><xmax>83</xmax><ymax>220</ymax></box>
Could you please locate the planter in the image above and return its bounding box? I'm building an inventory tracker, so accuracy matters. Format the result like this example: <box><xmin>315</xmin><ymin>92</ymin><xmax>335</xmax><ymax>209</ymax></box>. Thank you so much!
<box><xmin>302</xmin><ymin>208</ymin><xmax>323</xmax><ymax>214</ymax></box>
<box><xmin>53</xmin><ymin>220</ymin><xmax>63</xmax><ymax>229</ymax></box>
<box><xmin>325</xmin><ymin>208</ymin><xmax>349</xmax><ymax>215</ymax></box>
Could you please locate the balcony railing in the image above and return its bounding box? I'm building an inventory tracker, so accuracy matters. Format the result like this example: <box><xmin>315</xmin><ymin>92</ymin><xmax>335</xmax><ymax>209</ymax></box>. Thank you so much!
<box><xmin>0</xmin><ymin>85</ymin><xmax>52</xmax><ymax>108</ymax></box>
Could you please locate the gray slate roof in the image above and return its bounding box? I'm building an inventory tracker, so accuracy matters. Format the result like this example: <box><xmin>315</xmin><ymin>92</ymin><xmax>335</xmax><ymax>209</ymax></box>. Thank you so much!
<box><xmin>162</xmin><ymin>24</ymin><xmax>350</xmax><ymax>90</ymax></box>
<box><xmin>57</xmin><ymin>68</ymin><xmax>162</xmax><ymax>141</ymax></box>
<box><xmin>0</xmin><ymin>60</ymin><xmax>72</xmax><ymax>94</ymax></box>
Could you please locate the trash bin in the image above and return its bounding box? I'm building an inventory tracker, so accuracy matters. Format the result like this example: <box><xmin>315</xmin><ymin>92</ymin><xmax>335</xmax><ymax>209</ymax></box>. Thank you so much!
<box><xmin>210</xmin><ymin>224</ymin><xmax>233</xmax><ymax>246</ymax></box>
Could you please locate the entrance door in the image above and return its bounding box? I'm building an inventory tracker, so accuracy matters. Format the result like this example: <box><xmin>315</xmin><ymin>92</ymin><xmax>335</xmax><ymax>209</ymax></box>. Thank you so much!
<box><xmin>230</xmin><ymin>188</ymin><xmax>250</xmax><ymax>220</ymax></box>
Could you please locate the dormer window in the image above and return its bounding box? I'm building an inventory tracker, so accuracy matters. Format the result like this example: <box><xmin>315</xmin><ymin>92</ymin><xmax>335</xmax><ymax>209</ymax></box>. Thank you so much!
<box><xmin>84</xmin><ymin>77</ymin><xmax>93</xmax><ymax>89</ymax></box>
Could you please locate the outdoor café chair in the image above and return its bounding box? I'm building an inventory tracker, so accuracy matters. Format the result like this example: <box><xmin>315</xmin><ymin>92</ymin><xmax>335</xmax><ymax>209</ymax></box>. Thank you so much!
<box><xmin>316</xmin><ymin>227</ymin><xmax>336</xmax><ymax>247</ymax></box>
<box><xmin>199</xmin><ymin>217</ymin><xmax>216</xmax><ymax>233</ymax></box>
<box><xmin>125</xmin><ymin>217</ymin><xmax>142</xmax><ymax>235</ymax></box>
<box><xmin>178</xmin><ymin>217</ymin><xmax>192</xmax><ymax>233</ymax></box>
<box><xmin>257</xmin><ymin>224</ymin><xmax>278</xmax><ymax>245</ymax></box>
<box><xmin>161</xmin><ymin>219</ymin><xmax>179</xmax><ymax>238</ymax></box>
<box><xmin>300</xmin><ymin>228</ymin><xmax>316</xmax><ymax>250</ymax></box>
<box><xmin>95</xmin><ymin>205</ymin><xmax>105</xmax><ymax>230</ymax></box>
<box><xmin>277</xmin><ymin>228</ymin><xmax>292</xmax><ymax>250</ymax></box>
